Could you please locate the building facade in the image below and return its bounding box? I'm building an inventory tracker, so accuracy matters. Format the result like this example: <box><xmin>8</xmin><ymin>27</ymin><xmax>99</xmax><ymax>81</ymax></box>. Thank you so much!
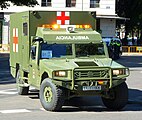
<box><xmin>0</xmin><ymin>0</ymin><xmax>117</xmax><ymax>50</ymax></box>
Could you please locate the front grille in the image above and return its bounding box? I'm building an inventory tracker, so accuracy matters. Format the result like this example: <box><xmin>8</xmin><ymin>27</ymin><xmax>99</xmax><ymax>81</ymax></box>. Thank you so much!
<box><xmin>74</xmin><ymin>70</ymin><xmax>109</xmax><ymax>79</ymax></box>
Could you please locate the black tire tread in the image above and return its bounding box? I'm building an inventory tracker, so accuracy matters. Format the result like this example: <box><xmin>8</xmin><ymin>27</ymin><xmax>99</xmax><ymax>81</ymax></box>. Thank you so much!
<box><xmin>40</xmin><ymin>78</ymin><xmax>65</xmax><ymax>111</ymax></box>
<box><xmin>102</xmin><ymin>82</ymin><xmax>128</xmax><ymax>110</ymax></box>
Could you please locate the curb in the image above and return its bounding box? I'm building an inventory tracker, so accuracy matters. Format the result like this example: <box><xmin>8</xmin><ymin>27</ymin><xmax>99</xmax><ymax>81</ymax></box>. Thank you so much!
<box><xmin>129</xmin><ymin>68</ymin><xmax>142</xmax><ymax>71</ymax></box>
<box><xmin>122</xmin><ymin>53</ymin><xmax>142</xmax><ymax>56</ymax></box>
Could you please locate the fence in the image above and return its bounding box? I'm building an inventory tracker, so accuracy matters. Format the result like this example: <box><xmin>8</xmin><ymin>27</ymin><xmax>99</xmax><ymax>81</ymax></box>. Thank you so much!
<box><xmin>122</xmin><ymin>46</ymin><xmax>142</xmax><ymax>53</ymax></box>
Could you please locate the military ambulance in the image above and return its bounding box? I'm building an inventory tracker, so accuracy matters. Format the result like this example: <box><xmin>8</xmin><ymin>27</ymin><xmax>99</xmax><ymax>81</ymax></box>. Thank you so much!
<box><xmin>10</xmin><ymin>11</ymin><xmax>129</xmax><ymax>111</ymax></box>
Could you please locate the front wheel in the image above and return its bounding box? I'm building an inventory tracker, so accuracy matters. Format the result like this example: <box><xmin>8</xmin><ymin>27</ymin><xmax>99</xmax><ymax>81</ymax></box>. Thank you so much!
<box><xmin>40</xmin><ymin>78</ymin><xmax>65</xmax><ymax>111</ymax></box>
<box><xmin>102</xmin><ymin>82</ymin><xmax>128</xmax><ymax>110</ymax></box>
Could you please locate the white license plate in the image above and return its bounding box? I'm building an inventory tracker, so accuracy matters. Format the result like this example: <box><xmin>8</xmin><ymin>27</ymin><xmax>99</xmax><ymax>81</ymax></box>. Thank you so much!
<box><xmin>83</xmin><ymin>86</ymin><xmax>101</xmax><ymax>91</ymax></box>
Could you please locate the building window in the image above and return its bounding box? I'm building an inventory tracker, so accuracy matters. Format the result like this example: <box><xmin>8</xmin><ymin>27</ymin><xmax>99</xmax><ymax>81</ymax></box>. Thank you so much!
<box><xmin>66</xmin><ymin>0</ymin><xmax>76</xmax><ymax>7</ymax></box>
<box><xmin>0</xmin><ymin>21</ymin><xmax>2</xmax><ymax>46</ymax></box>
<box><xmin>90</xmin><ymin>0</ymin><xmax>100</xmax><ymax>8</ymax></box>
<box><xmin>41</xmin><ymin>0</ymin><xmax>52</xmax><ymax>7</ymax></box>
<box><xmin>0</xmin><ymin>13</ymin><xmax>3</xmax><ymax>46</ymax></box>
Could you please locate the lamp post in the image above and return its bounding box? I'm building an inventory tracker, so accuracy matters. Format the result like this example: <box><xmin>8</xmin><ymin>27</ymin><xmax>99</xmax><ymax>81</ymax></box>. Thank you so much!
<box><xmin>137</xmin><ymin>22</ymin><xmax>140</xmax><ymax>39</ymax></box>
<box><xmin>82</xmin><ymin>0</ymin><xmax>83</xmax><ymax>11</ymax></box>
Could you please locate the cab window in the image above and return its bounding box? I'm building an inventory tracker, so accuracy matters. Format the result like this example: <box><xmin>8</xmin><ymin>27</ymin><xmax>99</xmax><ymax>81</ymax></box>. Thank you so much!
<box><xmin>75</xmin><ymin>43</ymin><xmax>105</xmax><ymax>57</ymax></box>
<box><xmin>40</xmin><ymin>43</ymin><xmax>72</xmax><ymax>59</ymax></box>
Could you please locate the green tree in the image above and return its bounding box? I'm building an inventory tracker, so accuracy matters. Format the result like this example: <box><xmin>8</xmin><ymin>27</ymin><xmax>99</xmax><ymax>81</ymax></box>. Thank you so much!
<box><xmin>0</xmin><ymin>0</ymin><xmax>38</xmax><ymax>9</ymax></box>
<box><xmin>116</xmin><ymin>0</ymin><xmax>142</xmax><ymax>45</ymax></box>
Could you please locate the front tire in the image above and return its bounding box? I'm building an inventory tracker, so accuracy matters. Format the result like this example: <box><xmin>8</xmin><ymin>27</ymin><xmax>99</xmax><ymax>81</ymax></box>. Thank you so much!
<box><xmin>102</xmin><ymin>82</ymin><xmax>128</xmax><ymax>110</ymax></box>
<box><xmin>40</xmin><ymin>78</ymin><xmax>65</xmax><ymax>111</ymax></box>
<box><xmin>16</xmin><ymin>70</ymin><xmax>29</xmax><ymax>95</ymax></box>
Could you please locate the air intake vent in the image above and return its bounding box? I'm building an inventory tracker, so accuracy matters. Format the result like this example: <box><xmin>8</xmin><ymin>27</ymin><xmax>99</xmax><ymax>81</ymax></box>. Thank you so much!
<box><xmin>75</xmin><ymin>62</ymin><xmax>98</xmax><ymax>66</ymax></box>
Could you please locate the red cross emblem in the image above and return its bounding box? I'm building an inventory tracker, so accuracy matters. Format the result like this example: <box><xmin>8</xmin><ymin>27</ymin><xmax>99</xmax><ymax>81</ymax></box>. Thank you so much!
<box><xmin>57</xmin><ymin>11</ymin><xmax>70</xmax><ymax>25</ymax></box>
<box><xmin>13</xmin><ymin>28</ymin><xmax>18</xmax><ymax>52</ymax></box>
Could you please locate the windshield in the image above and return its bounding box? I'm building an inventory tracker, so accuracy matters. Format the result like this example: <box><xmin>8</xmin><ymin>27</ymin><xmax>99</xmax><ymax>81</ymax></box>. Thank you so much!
<box><xmin>41</xmin><ymin>43</ymin><xmax>72</xmax><ymax>59</ymax></box>
<box><xmin>40</xmin><ymin>43</ymin><xmax>105</xmax><ymax>59</ymax></box>
<box><xmin>75</xmin><ymin>43</ymin><xmax>105</xmax><ymax>57</ymax></box>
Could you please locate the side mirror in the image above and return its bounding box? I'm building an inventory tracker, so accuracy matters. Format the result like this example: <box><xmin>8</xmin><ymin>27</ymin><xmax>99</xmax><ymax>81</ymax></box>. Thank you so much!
<box><xmin>90</xmin><ymin>12</ymin><xmax>96</xmax><ymax>18</ymax></box>
<box><xmin>33</xmin><ymin>37</ymin><xmax>43</xmax><ymax>43</ymax></box>
<box><xmin>31</xmin><ymin>46</ymin><xmax>36</xmax><ymax>59</ymax></box>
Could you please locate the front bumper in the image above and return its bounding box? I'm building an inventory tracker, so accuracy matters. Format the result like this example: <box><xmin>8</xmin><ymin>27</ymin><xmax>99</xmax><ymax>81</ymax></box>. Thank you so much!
<box><xmin>52</xmin><ymin>67</ymin><xmax>129</xmax><ymax>91</ymax></box>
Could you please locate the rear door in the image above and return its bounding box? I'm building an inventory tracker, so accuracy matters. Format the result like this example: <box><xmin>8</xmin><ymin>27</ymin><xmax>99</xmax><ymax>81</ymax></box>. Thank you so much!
<box><xmin>21</xmin><ymin>14</ymin><xmax>30</xmax><ymax>70</ymax></box>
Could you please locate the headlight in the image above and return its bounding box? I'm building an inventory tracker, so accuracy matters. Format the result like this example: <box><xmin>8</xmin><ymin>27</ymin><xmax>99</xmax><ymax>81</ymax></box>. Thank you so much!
<box><xmin>54</xmin><ymin>71</ymin><xmax>67</xmax><ymax>77</ymax></box>
<box><xmin>113</xmin><ymin>69</ymin><xmax>125</xmax><ymax>75</ymax></box>
<box><xmin>113</xmin><ymin>70</ymin><xmax>120</xmax><ymax>75</ymax></box>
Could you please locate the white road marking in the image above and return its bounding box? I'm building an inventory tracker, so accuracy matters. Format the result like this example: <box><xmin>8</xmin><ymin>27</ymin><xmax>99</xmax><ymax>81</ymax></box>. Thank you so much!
<box><xmin>0</xmin><ymin>88</ymin><xmax>17</xmax><ymax>95</ymax></box>
<box><xmin>40</xmin><ymin>108</ymin><xmax>46</xmax><ymax>111</ymax></box>
<box><xmin>1</xmin><ymin>88</ymin><xmax>17</xmax><ymax>91</ymax></box>
<box><xmin>0</xmin><ymin>91</ymin><xmax>17</xmax><ymax>95</ymax></box>
<box><xmin>0</xmin><ymin>109</ymin><xmax>31</xmax><ymax>114</ymax></box>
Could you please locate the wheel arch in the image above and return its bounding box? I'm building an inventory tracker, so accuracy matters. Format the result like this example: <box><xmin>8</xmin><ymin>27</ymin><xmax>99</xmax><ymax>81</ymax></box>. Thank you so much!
<box><xmin>40</xmin><ymin>72</ymin><xmax>49</xmax><ymax>85</ymax></box>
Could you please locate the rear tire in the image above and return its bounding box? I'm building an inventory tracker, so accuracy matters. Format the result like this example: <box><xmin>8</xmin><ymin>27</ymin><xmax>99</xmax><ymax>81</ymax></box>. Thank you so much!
<box><xmin>102</xmin><ymin>82</ymin><xmax>128</xmax><ymax>110</ymax></box>
<box><xmin>40</xmin><ymin>78</ymin><xmax>65</xmax><ymax>111</ymax></box>
<box><xmin>16</xmin><ymin>70</ymin><xmax>29</xmax><ymax>95</ymax></box>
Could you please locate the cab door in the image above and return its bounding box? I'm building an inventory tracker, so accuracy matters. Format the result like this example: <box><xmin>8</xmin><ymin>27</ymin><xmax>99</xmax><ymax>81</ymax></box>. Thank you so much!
<box><xmin>29</xmin><ymin>43</ymin><xmax>40</xmax><ymax>87</ymax></box>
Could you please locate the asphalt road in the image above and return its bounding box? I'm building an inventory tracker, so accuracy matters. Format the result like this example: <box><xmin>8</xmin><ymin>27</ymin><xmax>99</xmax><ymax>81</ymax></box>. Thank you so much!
<box><xmin>0</xmin><ymin>53</ymin><xmax>142</xmax><ymax>120</ymax></box>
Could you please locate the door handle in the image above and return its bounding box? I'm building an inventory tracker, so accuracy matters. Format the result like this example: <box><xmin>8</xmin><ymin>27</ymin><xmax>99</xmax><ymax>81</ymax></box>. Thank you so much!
<box><xmin>29</xmin><ymin>64</ymin><xmax>32</xmax><ymax>67</ymax></box>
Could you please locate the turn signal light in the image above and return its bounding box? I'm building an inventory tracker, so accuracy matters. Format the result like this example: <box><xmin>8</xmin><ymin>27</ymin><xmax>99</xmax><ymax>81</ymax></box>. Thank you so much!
<box><xmin>52</xmin><ymin>24</ymin><xmax>60</xmax><ymax>29</ymax></box>
<box><xmin>41</xmin><ymin>24</ymin><xmax>60</xmax><ymax>29</ymax></box>
<box><xmin>76</xmin><ymin>25</ymin><xmax>91</xmax><ymax>29</ymax></box>
<box><xmin>98</xmin><ymin>81</ymin><xmax>104</xmax><ymax>85</ymax></box>
<box><xmin>41</xmin><ymin>24</ymin><xmax>90</xmax><ymax>29</ymax></box>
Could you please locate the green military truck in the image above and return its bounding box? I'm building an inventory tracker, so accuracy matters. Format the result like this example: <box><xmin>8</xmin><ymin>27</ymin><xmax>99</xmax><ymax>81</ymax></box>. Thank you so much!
<box><xmin>10</xmin><ymin>11</ymin><xmax>129</xmax><ymax>111</ymax></box>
